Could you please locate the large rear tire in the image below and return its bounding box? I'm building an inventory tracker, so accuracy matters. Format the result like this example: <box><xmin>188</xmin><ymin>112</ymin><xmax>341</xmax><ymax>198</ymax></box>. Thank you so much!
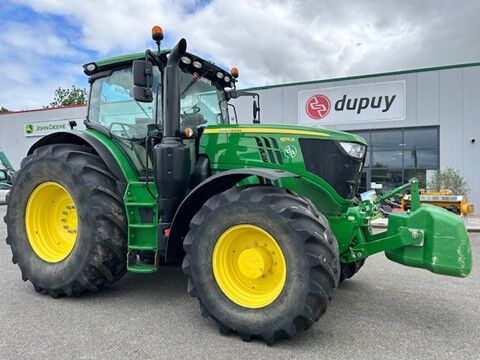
<box><xmin>182</xmin><ymin>186</ymin><xmax>339</xmax><ymax>344</ymax></box>
<box><xmin>4</xmin><ymin>144</ymin><xmax>127</xmax><ymax>297</ymax></box>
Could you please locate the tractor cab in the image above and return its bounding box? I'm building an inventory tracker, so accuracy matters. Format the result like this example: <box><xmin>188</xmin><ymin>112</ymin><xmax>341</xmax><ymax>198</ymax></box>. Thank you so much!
<box><xmin>83</xmin><ymin>46</ymin><xmax>234</xmax><ymax>178</ymax></box>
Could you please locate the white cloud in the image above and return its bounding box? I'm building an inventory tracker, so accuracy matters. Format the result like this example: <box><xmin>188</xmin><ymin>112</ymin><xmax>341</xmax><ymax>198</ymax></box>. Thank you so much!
<box><xmin>5</xmin><ymin>0</ymin><xmax>480</xmax><ymax>109</ymax></box>
<box><xmin>0</xmin><ymin>20</ymin><xmax>86</xmax><ymax>109</ymax></box>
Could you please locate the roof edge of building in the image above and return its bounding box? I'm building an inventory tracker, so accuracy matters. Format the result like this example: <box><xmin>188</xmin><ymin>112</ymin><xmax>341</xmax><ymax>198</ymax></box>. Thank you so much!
<box><xmin>0</xmin><ymin>104</ymin><xmax>87</xmax><ymax>116</ymax></box>
<box><xmin>242</xmin><ymin>61</ymin><xmax>480</xmax><ymax>91</ymax></box>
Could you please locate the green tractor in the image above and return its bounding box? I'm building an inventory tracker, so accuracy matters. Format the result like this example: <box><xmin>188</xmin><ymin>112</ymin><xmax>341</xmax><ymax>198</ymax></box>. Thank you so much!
<box><xmin>4</xmin><ymin>27</ymin><xmax>472</xmax><ymax>343</ymax></box>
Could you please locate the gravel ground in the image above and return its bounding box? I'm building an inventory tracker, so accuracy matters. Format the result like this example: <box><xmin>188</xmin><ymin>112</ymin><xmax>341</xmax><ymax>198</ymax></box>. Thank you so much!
<box><xmin>0</xmin><ymin>204</ymin><xmax>478</xmax><ymax>360</ymax></box>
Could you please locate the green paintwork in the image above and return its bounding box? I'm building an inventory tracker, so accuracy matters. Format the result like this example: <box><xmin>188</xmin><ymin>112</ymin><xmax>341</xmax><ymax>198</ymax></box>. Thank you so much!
<box><xmin>385</xmin><ymin>205</ymin><xmax>472</xmax><ymax>277</ymax></box>
<box><xmin>200</xmin><ymin>127</ymin><xmax>469</xmax><ymax>278</ymax></box>
<box><xmin>82</xmin><ymin>129</ymin><xmax>138</xmax><ymax>181</ymax></box>
<box><xmin>200</xmin><ymin>124</ymin><xmax>365</xmax><ymax>216</ymax></box>
<box><xmin>329</xmin><ymin>180</ymin><xmax>419</xmax><ymax>255</ymax></box>
<box><xmin>80</xmin><ymin>129</ymin><xmax>159</xmax><ymax>272</ymax></box>
<box><xmin>76</xmin><ymin>121</ymin><xmax>472</xmax><ymax>278</ymax></box>
<box><xmin>94</xmin><ymin>51</ymin><xmax>147</xmax><ymax>68</ymax></box>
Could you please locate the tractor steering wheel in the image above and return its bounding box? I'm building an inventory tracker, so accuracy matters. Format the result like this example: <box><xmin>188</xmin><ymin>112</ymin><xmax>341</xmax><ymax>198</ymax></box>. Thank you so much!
<box><xmin>182</xmin><ymin>105</ymin><xmax>201</xmax><ymax>115</ymax></box>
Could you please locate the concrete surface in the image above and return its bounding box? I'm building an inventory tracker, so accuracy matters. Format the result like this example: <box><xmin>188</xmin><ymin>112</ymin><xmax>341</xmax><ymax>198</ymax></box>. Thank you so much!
<box><xmin>0</xmin><ymin>204</ymin><xmax>478</xmax><ymax>360</ymax></box>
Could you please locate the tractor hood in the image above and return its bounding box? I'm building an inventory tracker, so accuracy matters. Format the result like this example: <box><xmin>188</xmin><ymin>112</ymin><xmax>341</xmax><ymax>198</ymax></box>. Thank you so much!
<box><xmin>202</xmin><ymin>124</ymin><xmax>367</xmax><ymax>144</ymax></box>
<box><xmin>199</xmin><ymin>124</ymin><xmax>367</xmax><ymax>214</ymax></box>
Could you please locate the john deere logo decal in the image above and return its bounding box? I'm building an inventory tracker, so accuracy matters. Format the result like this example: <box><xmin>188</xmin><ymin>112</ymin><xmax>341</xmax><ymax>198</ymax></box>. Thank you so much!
<box><xmin>284</xmin><ymin>145</ymin><xmax>298</xmax><ymax>159</ymax></box>
<box><xmin>25</xmin><ymin>124</ymin><xmax>33</xmax><ymax>134</ymax></box>
<box><xmin>306</xmin><ymin>94</ymin><xmax>331</xmax><ymax>120</ymax></box>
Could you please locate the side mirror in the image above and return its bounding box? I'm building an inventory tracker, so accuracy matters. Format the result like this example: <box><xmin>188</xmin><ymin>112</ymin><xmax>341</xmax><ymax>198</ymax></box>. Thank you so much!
<box><xmin>133</xmin><ymin>60</ymin><xmax>153</xmax><ymax>102</ymax></box>
<box><xmin>0</xmin><ymin>170</ymin><xmax>6</xmax><ymax>181</ymax></box>
<box><xmin>225</xmin><ymin>89</ymin><xmax>261</xmax><ymax>124</ymax></box>
<box><xmin>253</xmin><ymin>100</ymin><xmax>260</xmax><ymax>124</ymax></box>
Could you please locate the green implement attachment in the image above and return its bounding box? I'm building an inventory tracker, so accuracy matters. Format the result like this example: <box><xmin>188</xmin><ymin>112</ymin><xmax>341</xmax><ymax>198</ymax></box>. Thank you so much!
<box><xmin>385</xmin><ymin>205</ymin><xmax>472</xmax><ymax>277</ymax></box>
<box><xmin>338</xmin><ymin>179</ymin><xmax>472</xmax><ymax>278</ymax></box>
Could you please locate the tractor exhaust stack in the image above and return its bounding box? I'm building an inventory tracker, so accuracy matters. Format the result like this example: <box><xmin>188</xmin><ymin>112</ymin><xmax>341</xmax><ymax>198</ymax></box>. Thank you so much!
<box><xmin>163</xmin><ymin>38</ymin><xmax>187</xmax><ymax>137</ymax></box>
<box><xmin>154</xmin><ymin>38</ymin><xmax>191</xmax><ymax>227</ymax></box>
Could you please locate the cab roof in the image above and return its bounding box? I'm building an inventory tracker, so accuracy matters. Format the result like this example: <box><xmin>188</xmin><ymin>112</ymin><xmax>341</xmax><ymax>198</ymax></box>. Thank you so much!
<box><xmin>83</xmin><ymin>49</ymin><xmax>235</xmax><ymax>88</ymax></box>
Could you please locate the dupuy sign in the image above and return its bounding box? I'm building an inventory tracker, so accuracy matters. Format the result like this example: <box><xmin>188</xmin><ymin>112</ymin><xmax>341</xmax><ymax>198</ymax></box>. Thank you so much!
<box><xmin>298</xmin><ymin>80</ymin><xmax>406</xmax><ymax>125</ymax></box>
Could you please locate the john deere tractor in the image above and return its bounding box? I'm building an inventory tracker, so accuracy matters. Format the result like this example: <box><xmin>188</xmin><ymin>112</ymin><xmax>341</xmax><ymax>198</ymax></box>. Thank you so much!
<box><xmin>4</xmin><ymin>27</ymin><xmax>472</xmax><ymax>344</ymax></box>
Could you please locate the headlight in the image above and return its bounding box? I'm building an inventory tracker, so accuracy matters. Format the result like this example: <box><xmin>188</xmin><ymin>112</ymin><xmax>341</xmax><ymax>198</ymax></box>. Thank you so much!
<box><xmin>339</xmin><ymin>142</ymin><xmax>366</xmax><ymax>159</ymax></box>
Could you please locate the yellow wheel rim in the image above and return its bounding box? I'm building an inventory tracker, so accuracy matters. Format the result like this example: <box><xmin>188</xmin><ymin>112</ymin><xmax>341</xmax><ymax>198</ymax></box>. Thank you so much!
<box><xmin>25</xmin><ymin>182</ymin><xmax>78</xmax><ymax>263</ymax></box>
<box><xmin>212</xmin><ymin>224</ymin><xmax>287</xmax><ymax>308</ymax></box>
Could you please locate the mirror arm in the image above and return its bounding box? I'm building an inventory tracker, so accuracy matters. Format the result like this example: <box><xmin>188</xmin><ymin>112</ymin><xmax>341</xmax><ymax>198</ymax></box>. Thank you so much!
<box><xmin>226</xmin><ymin>89</ymin><xmax>258</xmax><ymax>100</ymax></box>
<box><xmin>145</xmin><ymin>49</ymin><xmax>164</xmax><ymax>71</ymax></box>
<box><xmin>143</xmin><ymin>53</ymin><xmax>152</xmax><ymax>90</ymax></box>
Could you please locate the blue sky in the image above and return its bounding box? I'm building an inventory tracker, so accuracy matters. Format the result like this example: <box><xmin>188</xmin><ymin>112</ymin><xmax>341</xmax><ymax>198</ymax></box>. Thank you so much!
<box><xmin>1</xmin><ymin>0</ymin><xmax>479</xmax><ymax>111</ymax></box>
<box><xmin>1</xmin><ymin>2</ymin><xmax>92</xmax><ymax>87</ymax></box>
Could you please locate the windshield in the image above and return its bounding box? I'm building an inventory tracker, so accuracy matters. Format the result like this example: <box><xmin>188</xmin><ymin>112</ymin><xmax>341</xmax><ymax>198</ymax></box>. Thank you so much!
<box><xmin>180</xmin><ymin>72</ymin><xmax>229</xmax><ymax>126</ymax></box>
<box><xmin>89</xmin><ymin>67</ymin><xmax>229</xmax><ymax>138</ymax></box>
<box><xmin>89</xmin><ymin>67</ymin><xmax>161</xmax><ymax>139</ymax></box>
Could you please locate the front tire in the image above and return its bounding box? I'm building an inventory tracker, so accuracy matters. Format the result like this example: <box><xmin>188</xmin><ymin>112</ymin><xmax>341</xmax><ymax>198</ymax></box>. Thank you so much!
<box><xmin>182</xmin><ymin>186</ymin><xmax>339</xmax><ymax>343</ymax></box>
<box><xmin>4</xmin><ymin>144</ymin><xmax>127</xmax><ymax>297</ymax></box>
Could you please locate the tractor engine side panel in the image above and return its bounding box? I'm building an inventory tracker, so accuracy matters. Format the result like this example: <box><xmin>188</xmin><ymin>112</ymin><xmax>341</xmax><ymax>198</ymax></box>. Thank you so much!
<box><xmin>198</xmin><ymin>128</ymin><xmax>356</xmax><ymax>216</ymax></box>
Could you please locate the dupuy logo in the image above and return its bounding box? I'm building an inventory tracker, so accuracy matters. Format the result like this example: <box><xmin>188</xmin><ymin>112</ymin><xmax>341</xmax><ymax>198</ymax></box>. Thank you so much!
<box><xmin>305</xmin><ymin>94</ymin><xmax>331</xmax><ymax>120</ymax></box>
<box><xmin>25</xmin><ymin>124</ymin><xmax>33</xmax><ymax>134</ymax></box>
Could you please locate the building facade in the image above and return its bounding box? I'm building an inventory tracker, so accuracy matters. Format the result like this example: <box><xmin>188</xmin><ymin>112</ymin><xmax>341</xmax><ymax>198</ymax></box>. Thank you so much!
<box><xmin>0</xmin><ymin>105</ymin><xmax>86</xmax><ymax>169</ymax></box>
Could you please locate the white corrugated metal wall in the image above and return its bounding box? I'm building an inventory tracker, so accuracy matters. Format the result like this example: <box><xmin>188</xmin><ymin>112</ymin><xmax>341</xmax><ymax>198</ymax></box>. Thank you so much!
<box><xmin>0</xmin><ymin>106</ymin><xmax>87</xmax><ymax>169</ymax></box>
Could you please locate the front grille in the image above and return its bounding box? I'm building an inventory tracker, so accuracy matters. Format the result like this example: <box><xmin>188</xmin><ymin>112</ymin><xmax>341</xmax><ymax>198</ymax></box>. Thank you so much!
<box><xmin>299</xmin><ymin>138</ymin><xmax>364</xmax><ymax>199</ymax></box>
<box><xmin>254</xmin><ymin>136</ymin><xmax>284</xmax><ymax>165</ymax></box>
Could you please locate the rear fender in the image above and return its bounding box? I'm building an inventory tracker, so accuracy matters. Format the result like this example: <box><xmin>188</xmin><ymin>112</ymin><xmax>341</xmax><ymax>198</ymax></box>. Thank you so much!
<box><xmin>28</xmin><ymin>130</ymin><xmax>138</xmax><ymax>190</ymax></box>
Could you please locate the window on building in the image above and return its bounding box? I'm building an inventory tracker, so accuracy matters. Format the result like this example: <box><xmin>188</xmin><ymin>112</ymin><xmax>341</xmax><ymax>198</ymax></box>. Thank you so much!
<box><xmin>349</xmin><ymin>127</ymin><xmax>439</xmax><ymax>194</ymax></box>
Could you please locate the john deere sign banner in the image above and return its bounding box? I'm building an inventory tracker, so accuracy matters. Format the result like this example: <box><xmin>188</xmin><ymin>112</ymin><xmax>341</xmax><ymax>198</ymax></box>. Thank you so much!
<box><xmin>24</xmin><ymin>120</ymin><xmax>70</xmax><ymax>137</ymax></box>
<box><xmin>298</xmin><ymin>81</ymin><xmax>405</xmax><ymax>125</ymax></box>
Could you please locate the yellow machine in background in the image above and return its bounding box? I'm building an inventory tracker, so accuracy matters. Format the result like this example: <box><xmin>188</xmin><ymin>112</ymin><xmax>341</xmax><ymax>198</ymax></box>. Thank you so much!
<box><xmin>402</xmin><ymin>190</ymin><xmax>474</xmax><ymax>215</ymax></box>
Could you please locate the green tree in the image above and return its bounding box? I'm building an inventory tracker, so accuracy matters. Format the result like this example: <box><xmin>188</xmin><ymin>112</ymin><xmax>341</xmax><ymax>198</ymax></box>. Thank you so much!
<box><xmin>428</xmin><ymin>167</ymin><xmax>470</xmax><ymax>195</ymax></box>
<box><xmin>49</xmin><ymin>85</ymin><xmax>87</xmax><ymax>107</ymax></box>
<box><xmin>0</xmin><ymin>107</ymin><xmax>9</xmax><ymax>112</ymax></box>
